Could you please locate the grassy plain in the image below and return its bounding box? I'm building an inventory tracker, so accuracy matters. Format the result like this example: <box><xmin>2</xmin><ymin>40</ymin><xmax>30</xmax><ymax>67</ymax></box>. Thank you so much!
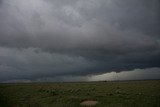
<box><xmin>0</xmin><ymin>80</ymin><xmax>160</xmax><ymax>107</ymax></box>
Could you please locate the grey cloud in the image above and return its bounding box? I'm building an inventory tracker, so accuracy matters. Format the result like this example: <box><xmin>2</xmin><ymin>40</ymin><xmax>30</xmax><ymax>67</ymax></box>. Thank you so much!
<box><xmin>90</xmin><ymin>68</ymin><xmax>160</xmax><ymax>81</ymax></box>
<box><xmin>0</xmin><ymin>0</ymin><xmax>159</xmax><ymax>51</ymax></box>
<box><xmin>0</xmin><ymin>47</ymin><xmax>96</xmax><ymax>81</ymax></box>
<box><xmin>0</xmin><ymin>0</ymin><xmax>160</xmax><ymax>82</ymax></box>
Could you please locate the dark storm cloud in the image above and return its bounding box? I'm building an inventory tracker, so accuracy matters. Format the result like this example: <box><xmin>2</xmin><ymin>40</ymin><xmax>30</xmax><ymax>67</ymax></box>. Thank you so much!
<box><xmin>0</xmin><ymin>0</ymin><xmax>160</xmax><ymax>82</ymax></box>
<box><xmin>0</xmin><ymin>47</ymin><xmax>96</xmax><ymax>81</ymax></box>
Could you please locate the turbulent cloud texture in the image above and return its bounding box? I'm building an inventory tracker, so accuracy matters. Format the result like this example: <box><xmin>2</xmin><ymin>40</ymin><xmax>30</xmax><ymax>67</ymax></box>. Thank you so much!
<box><xmin>0</xmin><ymin>0</ymin><xmax>160</xmax><ymax>82</ymax></box>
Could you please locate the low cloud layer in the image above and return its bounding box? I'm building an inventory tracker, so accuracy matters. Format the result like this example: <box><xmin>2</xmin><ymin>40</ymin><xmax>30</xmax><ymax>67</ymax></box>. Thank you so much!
<box><xmin>0</xmin><ymin>0</ymin><xmax>160</xmax><ymax>82</ymax></box>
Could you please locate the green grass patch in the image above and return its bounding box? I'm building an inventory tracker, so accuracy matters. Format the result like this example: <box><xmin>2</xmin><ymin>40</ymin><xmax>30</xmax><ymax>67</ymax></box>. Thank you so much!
<box><xmin>0</xmin><ymin>80</ymin><xmax>160</xmax><ymax>107</ymax></box>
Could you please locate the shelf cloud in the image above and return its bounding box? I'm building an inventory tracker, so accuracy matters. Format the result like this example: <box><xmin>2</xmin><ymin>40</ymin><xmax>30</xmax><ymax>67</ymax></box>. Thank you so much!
<box><xmin>0</xmin><ymin>0</ymin><xmax>160</xmax><ymax>82</ymax></box>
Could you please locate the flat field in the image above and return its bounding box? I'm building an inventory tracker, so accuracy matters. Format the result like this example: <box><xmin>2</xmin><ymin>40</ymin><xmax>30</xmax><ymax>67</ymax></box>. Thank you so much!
<box><xmin>0</xmin><ymin>80</ymin><xmax>160</xmax><ymax>107</ymax></box>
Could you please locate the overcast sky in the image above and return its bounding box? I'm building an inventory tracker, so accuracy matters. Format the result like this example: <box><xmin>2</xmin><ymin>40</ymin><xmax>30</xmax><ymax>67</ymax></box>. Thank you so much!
<box><xmin>0</xmin><ymin>0</ymin><xmax>160</xmax><ymax>82</ymax></box>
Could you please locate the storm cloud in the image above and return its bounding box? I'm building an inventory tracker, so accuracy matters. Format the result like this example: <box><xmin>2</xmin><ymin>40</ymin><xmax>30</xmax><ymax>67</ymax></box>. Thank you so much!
<box><xmin>0</xmin><ymin>0</ymin><xmax>160</xmax><ymax>82</ymax></box>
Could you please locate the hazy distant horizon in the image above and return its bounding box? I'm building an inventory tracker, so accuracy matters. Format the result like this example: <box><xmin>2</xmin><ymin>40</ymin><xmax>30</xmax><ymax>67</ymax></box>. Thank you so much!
<box><xmin>1</xmin><ymin>68</ymin><xmax>160</xmax><ymax>83</ymax></box>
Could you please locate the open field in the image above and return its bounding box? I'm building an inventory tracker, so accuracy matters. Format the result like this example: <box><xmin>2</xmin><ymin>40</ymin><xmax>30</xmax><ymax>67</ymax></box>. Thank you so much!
<box><xmin>0</xmin><ymin>80</ymin><xmax>160</xmax><ymax>107</ymax></box>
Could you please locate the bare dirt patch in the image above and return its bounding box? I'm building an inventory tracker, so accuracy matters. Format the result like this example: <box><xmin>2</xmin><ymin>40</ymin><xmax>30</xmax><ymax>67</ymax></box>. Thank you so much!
<box><xmin>81</xmin><ymin>100</ymin><xmax>98</xmax><ymax>106</ymax></box>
